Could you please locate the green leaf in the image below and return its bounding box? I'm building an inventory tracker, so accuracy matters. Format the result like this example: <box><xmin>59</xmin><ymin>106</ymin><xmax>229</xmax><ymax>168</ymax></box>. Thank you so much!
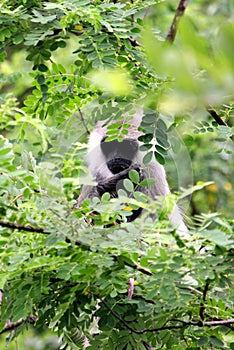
<box><xmin>128</xmin><ymin>169</ymin><xmax>140</xmax><ymax>184</ymax></box>
<box><xmin>155</xmin><ymin>144</ymin><xmax>168</xmax><ymax>155</ymax></box>
<box><xmin>142</xmin><ymin>113</ymin><xmax>157</xmax><ymax>124</ymax></box>
<box><xmin>157</xmin><ymin>118</ymin><xmax>167</xmax><ymax>131</ymax></box>
<box><xmin>123</xmin><ymin>178</ymin><xmax>134</xmax><ymax>192</ymax></box>
<box><xmin>156</xmin><ymin>130</ymin><xmax>170</xmax><ymax>148</ymax></box>
<box><xmin>139</xmin><ymin>143</ymin><xmax>152</xmax><ymax>151</ymax></box>
<box><xmin>154</xmin><ymin>151</ymin><xmax>165</xmax><ymax>165</ymax></box>
<box><xmin>98</xmin><ymin>313</ymin><xmax>116</xmax><ymax>330</ymax></box>
<box><xmin>159</xmin><ymin>247</ymin><xmax>168</xmax><ymax>261</ymax></box>
<box><xmin>36</xmin><ymin>74</ymin><xmax>45</xmax><ymax>85</ymax></box>
<box><xmin>209</xmin><ymin>336</ymin><xmax>224</xmax><ymax>347</ymax></box>
<box><xmin>183</xmin><ymin>134</ymin><xmax>194</xmax><ymax>146</ymax></box>
<box><xmin>143</xmin><ymin>151</ymin><xmax>153</xmax><ymax>164</ymax></box>
<box><xmin>138</xmin><ymin>133</ymin><xmax>153</xmax><ymax>143</ymax></box>
<box><xmin>101</xmin><ymin>192</ymin><xmax>111</xmax><ymax>201</ymax></box>
<box><xmin>199</xmin><ymin>229</ymin><xmax>233</xmax><ymax>247</ymax></box>
<box><xmin>40</xmin><ymin>84</ymin><xmax>48</xmax><ymax>93</ymax></box>
<box><xmin>0</xmin><ymin>147</ymin><xmax>12</xmax><ymax>156</ymax></box>
<box><xmin>140</xmin><ymin>178</ymin><xmax>155</xmax><ymax>187</ymax></box>
<box><xmin>38</xmin><ymin>63</ymin><xmax>48</xmax><ymax>72</ymax></box>
<box><xmin>0</xmin><ymin>136</ymin><xmax>14</xmax><ymax>169</ymax></box>
<box><xmin>197</xmin><ymin>336</ymin><xmax>209</xmax><ymax>346</ymax></box>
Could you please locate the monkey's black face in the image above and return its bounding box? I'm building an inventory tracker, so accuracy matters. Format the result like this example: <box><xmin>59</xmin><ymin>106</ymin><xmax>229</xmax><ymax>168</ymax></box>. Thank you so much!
<box><xmin>101</xmin><ymin>138</ymin><xmax>139</xmax><ymax>175</ymax></box>
<box><xmin>98</xmin><ymin>137</ymin><xmax>143</xmax><ymax>222</ymax></box>
<box><xmin>106</xmin><ymin>158</ymin><xmax>132</xmax><ymax>174</ymax></box>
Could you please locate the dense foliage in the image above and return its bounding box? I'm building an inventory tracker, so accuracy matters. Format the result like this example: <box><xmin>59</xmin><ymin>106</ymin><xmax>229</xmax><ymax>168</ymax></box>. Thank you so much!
<box><xmin>0</xmin><ymin>0</ymin><xmax>234</xmax><ymax>349</ymax></box>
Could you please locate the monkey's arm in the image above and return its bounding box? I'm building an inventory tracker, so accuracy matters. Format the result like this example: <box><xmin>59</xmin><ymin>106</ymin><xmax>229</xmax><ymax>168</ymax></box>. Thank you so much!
<box><xmin>96</xmin><ymin>164</ymin><xmax>140</xmax><ymax>197</ymax></box>
<box><xmin>74</xmin><ymin>185</ymin><xmax>94</xmax><ymax>207</ymax></box>
<box><xmin>75</xmin><ymin>164</ymin><xmax>140</xmax><ymax>206</ymax></box>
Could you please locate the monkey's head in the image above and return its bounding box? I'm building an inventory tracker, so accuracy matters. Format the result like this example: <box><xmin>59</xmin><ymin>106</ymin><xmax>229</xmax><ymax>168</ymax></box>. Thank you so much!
<box><xmin>87</xmin><ymin>116</ymin><xmax>143</xmax><ymax>181</ymax></box>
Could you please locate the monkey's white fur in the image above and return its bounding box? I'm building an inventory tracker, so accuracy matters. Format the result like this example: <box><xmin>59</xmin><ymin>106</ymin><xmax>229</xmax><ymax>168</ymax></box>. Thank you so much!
<box><xmin>79</xmin><ymin>110</ymin><xmax>188</xmax><ymax>236</ymax></box>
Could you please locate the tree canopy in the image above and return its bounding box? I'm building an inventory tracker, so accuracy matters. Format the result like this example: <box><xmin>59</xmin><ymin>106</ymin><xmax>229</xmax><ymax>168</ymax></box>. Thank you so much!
<box><xmin>0</xmin><ymin>0</ymin><xmax>234</xmax><ymax>349</ymax></box>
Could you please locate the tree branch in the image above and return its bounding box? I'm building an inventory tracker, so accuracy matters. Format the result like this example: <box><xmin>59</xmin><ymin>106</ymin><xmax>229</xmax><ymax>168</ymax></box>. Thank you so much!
<box><xmin>128</xmin><ymin>36</ymin><xmax>140</xmax><ymax>47</ymax></box>
<box><xmin>99</xmin><ymin>296</ymin><xmax>234</xmax><ymax>334</ymax></box>
<box><xmin>0</xmin><ymin>316</ymin><xmax>36</xmax><ymax>335</ymax></box>
<box><xmin>204</xmin><ymin>318</ymin><xmax>234</xmax><ymax>326</ymax></box>
<box><xmin>0</xmin><ymin>220</ymin><xmax>49</xmax><ymax>234</ymax></box>
<box><xmin>166</xmin><ymin>0</ymin><xmax>190</xmax><ymax>43</ymax></box>
<box><xmin>207</xmin><ymin>106</ymin><xmax>228</xmax><ymax>126</ymax></box>
<box><xmin>0</xmin><ymin>220</ymin><xmax>152</xmax><ymax>276</ymax></box>
<box><xmin>199</xmin><ymin>281</ymin><xmax>210</xmax><ymax>321</ymax></box>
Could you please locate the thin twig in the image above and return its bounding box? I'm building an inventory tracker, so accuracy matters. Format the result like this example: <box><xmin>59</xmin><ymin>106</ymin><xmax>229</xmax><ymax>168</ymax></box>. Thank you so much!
<box><xmin>177</xmin><ymin>284</ymin><xmax>203</xmax><ymax>296</ymax></box>
<box><xmin>166</xmin><ymin>0</ymin><xmax>190</xmax><ymax>43</ymax></box>
<box><xmin>207</xmin><ymin>106</ymin><xmax>228</xmax><ymax>126</ymax></box>
<box><xmin>78</xmin><ymin>108</ymin><xmax>90</xmax><ymax>135</ymax></box>
<box><xmin>207</xmin><ymin>106</ymin><xmax>234</xmax><ymax>142</ymax></box>
<box><xmin>128</xmin><ymin>36</ymin><xmax>140</xmax><ymax>47</ymax></box>
<box><xmin>199</xmin><ymin>281</ymin><xmax>210</xmax><ymax>321</ymax></box>
<box><xmin>112</xmin><ymin>253</ymin><xmax>152</xmax><ymax>276</ymax></box>
<box><xmin>204</xmin><ymin>318</ymin><xmax>234</xmax><ymax>326</ymax></box>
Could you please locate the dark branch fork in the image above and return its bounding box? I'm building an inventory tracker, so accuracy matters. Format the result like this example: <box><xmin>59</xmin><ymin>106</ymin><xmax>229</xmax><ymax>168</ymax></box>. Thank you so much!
<box><xmin>166</xmin><ymin>0</ymin><xmax>190</xmax><ymax>43</ymax></box>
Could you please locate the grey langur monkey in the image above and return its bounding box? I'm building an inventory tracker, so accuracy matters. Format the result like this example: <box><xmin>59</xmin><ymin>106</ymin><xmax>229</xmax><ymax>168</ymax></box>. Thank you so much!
<box><xmin>76</xmin><ymin>110</ymin><xmax>188</xmax><ymax>235</ymax></box>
